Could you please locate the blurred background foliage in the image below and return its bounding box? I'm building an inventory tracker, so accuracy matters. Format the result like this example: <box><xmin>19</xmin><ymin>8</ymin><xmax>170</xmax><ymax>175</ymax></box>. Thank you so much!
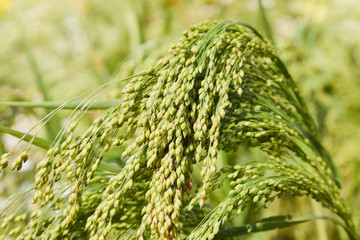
<box><xmin>0</xmin><ymin>0</ymin><xmax>359</xmax><ymax>239</ymax></box>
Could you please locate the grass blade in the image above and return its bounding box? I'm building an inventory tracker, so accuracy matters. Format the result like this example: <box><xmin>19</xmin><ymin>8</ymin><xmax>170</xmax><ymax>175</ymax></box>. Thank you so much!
<box><xmin>18</xmin><ymin>19</ymin><xmax>62</xmax><ymax>140</ymax></box>
<box><xmin>213</xmin><ymin>215</ymin><xmax>350</xmax><ymax>239</ymax></box>
<box><xmin>0</xmin><ymin>124</ymin><xmax>52</xmax><ymax>149</ymax></box>
<box><xmin>257</xmin><ymin>0</ymin><xmax>275</xmax><ymax>45</ymax></box>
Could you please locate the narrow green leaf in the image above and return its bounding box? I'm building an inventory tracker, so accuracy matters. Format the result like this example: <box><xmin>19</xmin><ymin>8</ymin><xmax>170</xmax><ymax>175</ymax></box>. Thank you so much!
<box><xmin>19</xmin><ymin>25</ymin><xmax>49</xmax><ymax>102</ymax></box>
<box><xmin>213</xmin><ymin>215</ymin><xmax>349</xmax><ymax>239</ymax></box>
<box><xmin>257</xmin><ymin>0</ymin><xmax>275</xmax><ymax>45</ymax></box>
<box><xmin>18</xmin><ymin>19</ymin><xmax>62</xmax><ymax>139</ymax></box>
<box><xmin>0</xmin><ymin>124</ymin><xmax>51</xmax><ymax>149</ymax></box>
<box><xmin>0</xmin><ymin>133</ymin><xmax>5</xmax><ymax>155</ymax></box>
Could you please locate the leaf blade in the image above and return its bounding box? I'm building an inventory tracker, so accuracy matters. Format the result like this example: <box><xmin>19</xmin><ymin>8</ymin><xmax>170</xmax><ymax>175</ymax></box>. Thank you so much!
<box><xmin>213</xmin><ymin>215</ymin><xmax>350</xmax><ymax>239</ymax></box>
<box><xmin>0</xmin><ymin>124</ymin><xmax>52</xmax><ymax>149</ymax></box>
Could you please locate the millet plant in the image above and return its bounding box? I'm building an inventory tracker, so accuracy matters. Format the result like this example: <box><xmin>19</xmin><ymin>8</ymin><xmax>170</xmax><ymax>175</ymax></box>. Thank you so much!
<box><xmin>0</xmin><ymin>20</ymin><xmax>358</xmax><ymax>240</ymax></box>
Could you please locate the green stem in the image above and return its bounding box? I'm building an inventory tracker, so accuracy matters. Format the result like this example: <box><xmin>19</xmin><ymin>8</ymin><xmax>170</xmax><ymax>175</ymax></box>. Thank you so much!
<box><xmin>0</xmin><ymin>133</ymin><xmax>5</xmax><ymax>155</ymax></box>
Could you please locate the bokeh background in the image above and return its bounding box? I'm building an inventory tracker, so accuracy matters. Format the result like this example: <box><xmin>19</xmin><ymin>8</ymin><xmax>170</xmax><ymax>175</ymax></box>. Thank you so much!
<box><xmin>0</xmin><ymin>0</ymin><xmax>359</xmax><ymax>239</ymax></box>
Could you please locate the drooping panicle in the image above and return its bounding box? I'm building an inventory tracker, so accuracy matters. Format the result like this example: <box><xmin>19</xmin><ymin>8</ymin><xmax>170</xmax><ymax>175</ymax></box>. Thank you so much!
<box><xmin>0</xmin><ymin>20</ymin><xmax>356</xmax><ymax>240</ymax></box>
